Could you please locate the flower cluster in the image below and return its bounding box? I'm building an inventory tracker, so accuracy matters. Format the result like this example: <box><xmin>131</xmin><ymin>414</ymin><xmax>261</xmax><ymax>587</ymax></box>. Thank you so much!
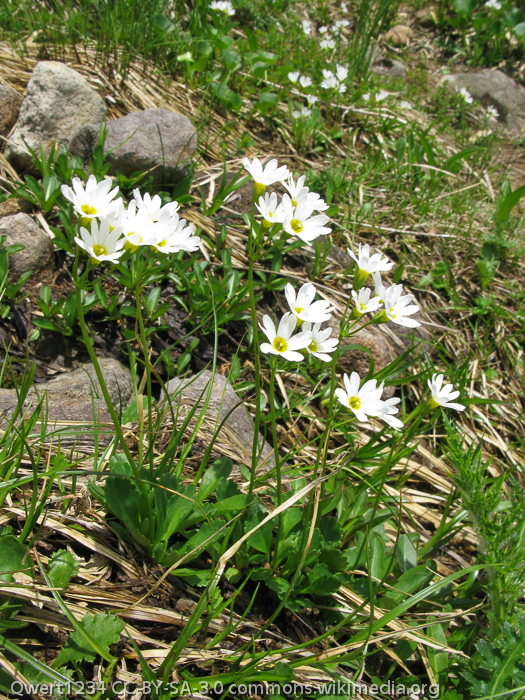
<box><xmin>61</xmin><ymin>175</ymin><xmax>200</xmax><ymax>264</ymax></box>
<box><xmin>320</xmin><ymin>65</ymin><xmax>348</xmax><ymax>94</ymax></box>
<box><xmin>209</xmin><ymin>0</ymin><xmax>235</xmax><ymax>15</ymax></box>
<box><xmin>245</xmin><ymin>159</ymin><xmax>465</xmax><ymax>430</ymax></box>
<box><xmin>260</xmin><ymin>282</ymin><xmax>337</xmax><ymax>362</ymax></box>
<box><xmin>243</xmin><ymin>159</ymin><xmax>331</xmax><ymax>245</ymax></box>
<box><xmin>348</xmin><ymin>244</ymin><xmax>420</xmax><ymax>328</ymax></box>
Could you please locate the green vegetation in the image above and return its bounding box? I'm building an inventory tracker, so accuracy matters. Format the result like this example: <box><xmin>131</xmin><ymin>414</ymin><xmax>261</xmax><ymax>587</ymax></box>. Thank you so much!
<box><xmin>0</xmin><ymin>0</ymin><xmax>524</xmax><ymax>698</ymax></box>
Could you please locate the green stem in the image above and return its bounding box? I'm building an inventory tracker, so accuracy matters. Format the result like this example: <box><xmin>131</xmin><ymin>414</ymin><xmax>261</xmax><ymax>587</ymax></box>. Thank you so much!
<box><xmin>268</xmin><ymin>362</ymin><xmax>283</xmax><ymax>567</ymax></box>
<box><xmin>73</xmin><ymin>255</ymin><xmax>152</xmax><ymax>518</ymax></box>
<box><xmin>247</xmin><ymin>206</ymin><xmax>263</xmax><ymax>496</ymax></box>
<box><xmin>135</xmin><ymin>278</ymin><xmax>154</xmax><ymax>475</ymax></box>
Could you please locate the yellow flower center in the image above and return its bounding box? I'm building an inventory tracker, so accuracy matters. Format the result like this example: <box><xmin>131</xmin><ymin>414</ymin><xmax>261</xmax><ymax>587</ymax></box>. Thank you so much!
<box><xmin>290</xmin><ymin>218</ymin><xmax>303</xmax><ymax>233</ymax></box>
<box><xmin>428</xmin><ymin>398</ymin><xmax>440</xmax><ymax>410</ymax></box>
<box><xmin>349</xmin><ymin>396</ymin><xmax>361</xmax><ymax>410</ymax></box>
<box><xmin>292</xmin><ymin>197</ymin><xmax>298</xmax><ymax>207</ymax></box>
<box><xmin>92</xmin><ymin>244</ymin><xmax>108</xmax><ymax>257</ymax></box>
<box><xmin>295</xmin><ymin>306</ymin><xmax>303</xmax><ymax>315</ymax></box>
<box><xmin>309</xmin><ymin>340</ymin><xmax>318</xmax><ymax>352</ymax></box>
<box><xmin>389</xmin><ymin>307</ymin><xmax>396</xmax><ymax>318</ymax></box>
<box><xmin>158</xmin><ymin>240</ymin><xmax>167</xmax><ymax>247</ymax></box>
<box><xmin>273</xmin><ymin>337</ymin><xmax>288</xmax><ymax>353</ymax></box>
<box><xmin>81</xmin><ymin>204</ymin><xmax>97</xmax><ymax>216</ymax></box>
<box><xmin>360</xmin><ymin>303</ymin><xmax>367</xmax><ymax>311</ymax></box>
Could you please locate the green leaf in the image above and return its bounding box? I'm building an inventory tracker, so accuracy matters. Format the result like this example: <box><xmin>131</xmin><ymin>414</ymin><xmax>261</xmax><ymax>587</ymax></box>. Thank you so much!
<box><xmin>300</xmin><ymin>563</ymin><xmax>340</xmax><ymax>596</ymax></box>
<box><xmin>396</xmin><ymin>534</ymin><xmax>417</xmax><ymax>572</ymax></box>
<box><xmin>494</xmin><ymin>184</ymin><xmax>525</xmax><ymax>225</ymax></box>
<box><xmin>197</xmin><ymin>457</ymin><xmax>233</xmax><ymax>503</ymax></box>
<box><xmin>214</xmin><ymin>493</ymin><xmax>252</xmax><ymax>514</ymax></box>
<box><xmin>0</xmin><ymin>532</ymin><xmax>30</xmax><ymax>582</ymax></box>
<box><xmin>512</xmin><ymin>21</ymin><xmax>525</xmax><ymax>39</ymax></box>
<box><xmin>54</xmin><ymin>612</ymin><xmax>124</xmax><ymax>665</ymax></box>
<box><xmin>244</xmin><ymin>504</ymin><xmax>273</xmax><ymax>559</ymax></box>
<box><xmin>257</xmin><ymin>92</ymin><xmax>279</xmax><ymax>113</ymax></box>
<box><xmin>48</xmin><ymin>550</ymin><xmax>78</xmax><ymax>590</ymax></box>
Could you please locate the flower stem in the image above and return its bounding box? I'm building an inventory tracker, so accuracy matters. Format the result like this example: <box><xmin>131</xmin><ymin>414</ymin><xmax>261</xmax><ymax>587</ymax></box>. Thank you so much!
<box><xmin>268</xmin><ymin>361</ymin><xmax>283</xmax><ymax>567</ymax></box>
<box><xmin>247</xmin><ymin>211</ymin><xmax>263</xmax><ymax>496</ymax></box>
<box><xmin>135</xmin><ymin>278</ymin><xmax>154</xmax><ymax>476</ymax></box>
<box><xmin>73</xmin><ymin>256</ymin><xmax>152</xmax><ymax>517</ymax></box>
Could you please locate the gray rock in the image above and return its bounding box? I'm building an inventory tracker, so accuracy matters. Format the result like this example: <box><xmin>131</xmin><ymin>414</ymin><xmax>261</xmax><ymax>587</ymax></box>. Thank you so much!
<box><xmin>166</xmin><ymin>370</ymin><xmax>274</xmax><ymax>475</ymax></box>
<box><xmin>0</xmin><ymin>358</ymin><xmax>134</xmax><ymax>449</ymax></box>
<box><xmin>372</xmin><ymin>57</ymin><xmax>407</xmax><ymax>80</ymax></box>
<box><xmin>442</xmin><ymin>70</ymin><xmax>525</xmax><ymax>138</ymax></box>
<box><xmin>70</xmin><ymin>108</ymin><xmax>197</xmax><ymax>185</ymax></box>
<box><xmin>0</xmin><ymin>85</ymin><xmax>23</xmax><ymax>137</ymax></box>
<box><xmin>5</xmin><ymin>61</ymin><xmax>106</xmax><ymax>172</ymax></box>
<box><xmin>0</xmin><ymin>213</ymin><xmax>54</xmax><ymax>277</ymax></box>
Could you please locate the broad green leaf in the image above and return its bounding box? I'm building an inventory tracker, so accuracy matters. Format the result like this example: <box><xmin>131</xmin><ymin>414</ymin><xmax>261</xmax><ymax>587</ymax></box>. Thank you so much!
<box><xmin>244</xmin><ymin>505</ymin><xmax>273</xmax><ymax>559</ymax></box>
<box><xmin>0</xmin><ymin>533</ymin><xmax>30</xmax><ymax>582</ymax></box>
<box><xmin>197</xmin><ymin>457</ymin><xmax>233</xmax><ymax>503</ymax></box>
<box><xmin>396</xmin><ymin>533</ymin><xmax>417</xmax><ymax>572</ymax></box>
<box><xmin>54</xmin><ymin>612</ymin><xmax>124</xmax><ymax>665</ymax></box>
<box><xmin>48</xmin><ymin>550</ymin><xmax>78</xmax><ymax>590</ymax></box>
<box><xmin>300</xmin><ymin>563</ymin><xmax>340</xmax><ymax>596</ymax></box>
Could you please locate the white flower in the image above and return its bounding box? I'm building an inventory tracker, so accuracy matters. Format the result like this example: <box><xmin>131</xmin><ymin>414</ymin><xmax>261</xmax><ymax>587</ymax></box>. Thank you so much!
<box><xmin>399</xmin><ymin>100</ymin><xmax>412</xmax><ymax>110</ymax></box>
<box><xmin>348</xmin><ymin>244</ymin><xmax>394</xmax><ymax>275</ymax></box>
<box><xmin>303</xmin><ymin>322</ymin><xmax>338</xmax><ymax>362</ymax></box>
<box><xmin>299</xmin><ymin>75</ymin><xmax>312</xmax><ymax>88</ymax></box>
<box><xmin>292</xmin><ymin>106</ymin><xmax>313</xmax><ymax>119</ymax></box>
<box><xmin>131</xmin><ymin>189</ymin><xmax>179</xmax><ymax>221</ymax></box>
<box><xmin>61</xmin><ymin>175</ymin><xmax>121</xmax><ymax>221</ymax></box>
<box><xmin>149</xmin><ymin>216</ymin><xmax>201</xmax><ymax>254</ymax></box>
<box><xmin>114</xmin><ymin>201</ymin><xmax>155</xmax><ymax>248</ymax></box>
<box><xmin>458</xmin><ymin>87</ymin><xmax>473</xmax><ymax>104</ymax></box>
<box><xmin>288</xmin><ymin>71</ymin><xmax>300</xmax><ymax>84</ymax></box>
<box><xmin>282</xmin><ymin>194</ymin><xmax>332</xmax><ymax>244</ymax></box>
<box><xmin>372</xmin><ymin>272</ymin><xmax>386</xmax><ymax>304</ymax></box>
<box><xmin>285</xmin><ymin>282</ymin><xmax>334</xmax><ymax>324</ymax></box>
<box><xmin>362</xmin><ymin>92</ymin><xmax>371</xmax><ymax>102</ymax></box>
<box><xmin>259</xmin><ymin>313</ymin><xmax>312</xmax><ymax>361</ymax></box>
<box><xmin>427</xmin><ymin>374</ymin><xmax>465</xmax><ymax>411</ymax></box>
<box><xmin>376</xmin><ymin>89</ymin><xmax>390</xmax><ymax>102</ymax></box>
<box><xmin>302</xmin><ymin>19</ymin><xmax>312</xmax><ymax>34</ymax></box>
<box><xmin>320</xmin><ymin>37</ymin><xmax>336</xmax><ymax>49</ymax></box>
<box><xmin>242</xmin><ymin>157</ymin><xmax>290</xmax><ymax>188</ymax></box>
<box><xmin>352</xmin><ymin>288</ymin><xmax>382</xmax><ymax>315</ymax></box>
<box><xmin>378</xmin><ymin>395</ymin><xmax>404</xmax><ymax>429</ymax></box>
<box><xmin>335</xmin><ymin>64</ymin><xmax>348</xmax><ymax>82</ymax></box>
<box><xmin>485</xmin><ymin>0</ymin><xmax>501</xmax><ymax>9</ymax></box>
<box><xmin>487</xmin><ymin>104</ymin><xmax>499</xmax><ymax>119</ymax></box>
<box><xmin>382</xmin><ymin>284</ymin><xmax>420</xmax><ymax>327</ymax></box>
<box><xmin>282</xmin><ymin>176</ymin><xmax>328</xmax><ymax>212</ymax></box>
<box><xmin>209</xmin><ymin>0</ymin><xmax>235</xmax><ymax>15</ymax></box>
<box><xmin>306</xmin><ymin>95</ymin><xmax>319</xmax><ymax>106</ymax></box>
<box><xmin>335</xmin><ymin>373</ymin><xmax>385</xmax><ymax>422</ymax></box>
<box><xmin>334</xmin><ymin>19</ymin><xmax>350</xmax><ymax>30</ymax></box>
<box><xmin>255</xmin><ymin>192</ymin><xmax>285</xmax><ymax>225</ymax></box>
<box><xmin>341</xmin><ymin>1</ymin><xmax>348</xmax><ymax>10</ymax></box>
<box><xmin>319</xmin><ymin>25</ymin><xmax>329</xmax><ymax>34</ymax></box>
<box><xmin>321</xmin><ymin>72</ymin><xmax>338</xmax><ymax>90</ymax></box>
<box><xmin>74</xmin><ymin>217</ymin><xmax>125</xmax><ymax>264</ymax></box>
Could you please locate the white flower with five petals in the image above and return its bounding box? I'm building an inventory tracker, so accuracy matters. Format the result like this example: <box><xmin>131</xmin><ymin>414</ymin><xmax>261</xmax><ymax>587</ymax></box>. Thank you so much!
<box><xmin>75</xmin><ymin>217</ymin><xmax>125</xmax><ymax>263</ymax></box>
<box><xmin>285</xmin><ymin>282</ymin><xmax>334</xmax><ymax>324</ymax></box>
<box><xmin>259</xmin><ymin>313</ymin><xmax>312</xmax><ymax>361</ymax></box>
<box><xmin>303</xmin><ymin>322</ymin><xmax>338</xmax><ymax>362</ymax></box>
<box><xmin>61</xmin><ymin>175</ymin><xmax>121</xmax><ymax>222</ymax></box>
<box><xmin>427</xmin><ymin>374</ymin><xmax>465</xmax><ymax>411</ymax></box>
